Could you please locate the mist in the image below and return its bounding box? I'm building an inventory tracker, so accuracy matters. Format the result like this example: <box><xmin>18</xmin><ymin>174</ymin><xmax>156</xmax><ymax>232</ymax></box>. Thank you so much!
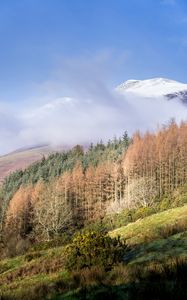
<box><xmin>0</xmin><ymin>55</ymin><xmax>187</xmax><ymax>155</ymax></box>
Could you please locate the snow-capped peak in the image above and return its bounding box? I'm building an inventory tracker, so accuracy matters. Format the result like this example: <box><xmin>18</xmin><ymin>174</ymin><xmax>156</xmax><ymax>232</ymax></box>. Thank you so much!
<box><xmin>117</xmin><ymin>77</ymin><xmax>187</xmax><ymax>98</ymax></box>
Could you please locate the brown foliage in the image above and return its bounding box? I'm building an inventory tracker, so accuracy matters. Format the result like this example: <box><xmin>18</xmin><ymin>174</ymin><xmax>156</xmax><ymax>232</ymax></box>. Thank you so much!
<box><xmin>3</xmin><ymin>120</ymin><xmax>187</xmax><ymax>246</ymax></box>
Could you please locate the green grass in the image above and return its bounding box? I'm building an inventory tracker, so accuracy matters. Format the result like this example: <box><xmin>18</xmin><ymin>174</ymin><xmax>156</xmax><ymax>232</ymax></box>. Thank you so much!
<box><xmin>1</xmin><ymin>204</ymin><xmax>187</xmax><ymax>299</ymax></box>
<box><xmin>110</xmin><ymin>204</ymin><xmax>187</xmax><ymax>245</ymax></box>
<box><xmin>0</xmin><ymin>245</ymin><xmax>68</xmax><ymax>298</ymax></box>
<box><xmin>109</xmin><ymin>204</ymin><xmax>187</xmax><ymax>267</ymax></box>
<box><xmin>126</xmin><ymin>231</ymin><xmax>187</xmax><ymax>265</ymax></box>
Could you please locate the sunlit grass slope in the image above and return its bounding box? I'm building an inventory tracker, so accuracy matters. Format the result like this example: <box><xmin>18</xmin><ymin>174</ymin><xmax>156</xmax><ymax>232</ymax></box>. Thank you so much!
<box><xmin>110</xmin><ymin>204</ymin><xmax>187</xmax><ymax>265</ymax></box>
<box><xmin>1</xmin><ymin>205</ymin><xmax>187</xmax><ymax>298</ymax></box>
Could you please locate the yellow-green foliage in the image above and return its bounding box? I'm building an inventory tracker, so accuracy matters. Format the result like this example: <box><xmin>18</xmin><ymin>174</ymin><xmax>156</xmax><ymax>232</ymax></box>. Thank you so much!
<box><xmin>131</xmin><ymin>206</ymin><xmax>156</xmax><ymax>221</ymax></box>
<box><xmin>65</xmin><ymin>231</ymin><xmax>126</xmax><ymax>270</ymax></box>
<box><xmin>1</xmin><ymin>205</ymin><xmax>187</xmax><ymax>299</ymax></box>
<box><xmin>110</xmin><ymin>204</ymin><xmax>187</xmax><ymax>245</ymax></box>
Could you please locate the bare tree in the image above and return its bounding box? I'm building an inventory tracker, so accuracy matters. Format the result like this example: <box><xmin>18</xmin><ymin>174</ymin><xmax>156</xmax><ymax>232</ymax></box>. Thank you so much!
<box><xmin>33</xmin><ymin>182</ymin><xmax>72</xmax><ymax>241</ymax></box>
<box><xmin>126</xmin><ymin>176</ymin><xmax>158</xmax><ymax>208</ymax></box>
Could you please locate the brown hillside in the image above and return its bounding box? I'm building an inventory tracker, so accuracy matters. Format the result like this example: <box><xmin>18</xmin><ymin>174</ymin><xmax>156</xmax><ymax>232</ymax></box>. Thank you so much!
<box><xmin>0</xmin><ymin>145</ymin><xmax>64</xmax><ymax>183</ymax></box>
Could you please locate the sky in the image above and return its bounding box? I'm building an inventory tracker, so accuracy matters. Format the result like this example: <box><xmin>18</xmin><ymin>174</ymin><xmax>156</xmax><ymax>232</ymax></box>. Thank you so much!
<box><xmin>1</xmin><ymin>0</ymin><xmax>187</xmax><ymax>154</ymax></box>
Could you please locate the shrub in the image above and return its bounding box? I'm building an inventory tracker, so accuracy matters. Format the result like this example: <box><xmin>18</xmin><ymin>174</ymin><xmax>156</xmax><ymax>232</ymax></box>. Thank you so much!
<box><xmin>158</xmin><ymin>219</ymin><xmax>187</xmax><ymax>239</ymax></box>
<box><xmin>157</xmin><ymin>197</ymin><xmax>171</xmax><ymax>211</ymax></box>
<box><xmin>173</xmin><ymin>193</ymin><xmax>187</xmax><ymax>207</ymax></box>
<box><xmin>24</xmin><ymin>251</ymin><xmax>43</xmax><ymax>262</ymax></box>
<box><xmin>65</xmin><ymin>231</ymin><xmax>127</xmax><ymax>270</ymax></box>
<box><xmin>132</xmin><ymin>207</ymin><xmax>156</xmax><ymax>221</ymax></box>
<box><xmin>128</xmin><ymin>258</ymin><xmax>187</xmax><ymax>300</ymax></box>
<box><xmin>29</xmin><ymin>235</ymin><xmax>71</xmax><ymax>252</ymax></box>
<box><xmin>2</xmin><ymin>235</ymin><xmax>32</xmax><ymax>258</ymax></box>
<box><xmin>71</xmin><ymin>266</ymin><xmax>106</xmax><ymax>287</ymax></box>
<box><xmin>109</xmin><ymin>263</ymin><xmax>133</xmax><ymax>285</ymax></box>
<box><xmin>83</xmin><ymin>220</ymin><xmax>108</xmax><ymax>235</ymax></box>
<box><xmin>0</xmin><ymin>262</ymin><xmax>10</xmax><ymax>275</ymax></box>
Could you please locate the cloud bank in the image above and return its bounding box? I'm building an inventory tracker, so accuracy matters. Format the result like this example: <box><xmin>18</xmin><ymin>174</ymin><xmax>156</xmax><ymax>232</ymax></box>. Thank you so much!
<box><xmin>1</xmin><ymin>86</ymin><xmax>187</xmax><ymax>155</ymax></box>
<box><xmin>0</xmin><ymin>54</ymin><xmax>187</xmax><ymax>155</ymax></box>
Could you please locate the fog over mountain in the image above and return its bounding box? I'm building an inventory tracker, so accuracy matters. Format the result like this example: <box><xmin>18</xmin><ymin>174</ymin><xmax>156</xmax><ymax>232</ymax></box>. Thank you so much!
<box><xmin>1</xmin><ymin>77</ymin><xmax>187</xmax><ymax>156</ymax></box>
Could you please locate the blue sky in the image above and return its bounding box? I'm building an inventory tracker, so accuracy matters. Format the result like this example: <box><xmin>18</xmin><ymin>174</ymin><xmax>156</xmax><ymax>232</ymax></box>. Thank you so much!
<box><xmin>0</xmin><ymin>0</ymin><xmax>187</xmax><ymax>102</ymax></box>
<box><xmin>1</xmin><ymin>0</ymin><xmax>187</xmax><ymax>154</ymax></box>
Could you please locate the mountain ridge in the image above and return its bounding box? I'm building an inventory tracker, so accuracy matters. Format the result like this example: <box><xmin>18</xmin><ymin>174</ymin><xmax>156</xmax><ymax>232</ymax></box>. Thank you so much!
<box><xmin>0</xmin><ymin>145</ymin><xmax>65</xmax><ymax>183</ymax></box>
<box><xmin>117</xmin><ymin>77</ymin><xmax>187</xmax><ymax>100</ymax></box>
<box><xmin>1</xmin><ymin>77</ymin><xmax>187</xmax><ymax>183</ymax></box>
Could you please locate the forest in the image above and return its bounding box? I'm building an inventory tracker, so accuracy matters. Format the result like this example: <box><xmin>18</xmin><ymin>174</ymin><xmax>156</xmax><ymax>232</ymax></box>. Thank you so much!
<box><xmin>0</xmin><ymin>120</ymin><xmax>187</xmax><ymax>248</ymax></box>
<box><xmin>1</xmin><ymin>121</ymin><xmax>187</xmax><ymax>299</ymax></box>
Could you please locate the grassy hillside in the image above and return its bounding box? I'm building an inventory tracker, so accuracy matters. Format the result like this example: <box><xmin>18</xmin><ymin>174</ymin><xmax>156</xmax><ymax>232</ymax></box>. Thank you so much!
<box><xmin>1</xmin><ymin>124</ymin><xmax>187</xmax><ymax>299</ymax></box>
<box><xmin>110</xmin><ymin>205</ymin><xmax>187</xmax><ymax>266</ymax></box>
<box><xmin>1</xmin><ymin>205</ymin><xmax>187</xmax><ymax>299</ymax></box>
<box><xmin>110</xmin><ymin>205</ymin><xmax>187</xmax><ymax>245</ymax></box>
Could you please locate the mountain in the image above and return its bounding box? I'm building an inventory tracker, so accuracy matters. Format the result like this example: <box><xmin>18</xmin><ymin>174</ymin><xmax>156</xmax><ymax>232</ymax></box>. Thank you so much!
<box><xmin>1</xmin><ymin>77</ymin><xmax>187</xmax><ymax>184</ymax></box>
<box><xmin>0</xmin><ymin>144</ymin><xmax>64</xmax><ymax>183</ymax></box>
<box><xmin>117</xmin><ymin>77</ymin><xmax>187</xmax><ymax>103</ymax></box>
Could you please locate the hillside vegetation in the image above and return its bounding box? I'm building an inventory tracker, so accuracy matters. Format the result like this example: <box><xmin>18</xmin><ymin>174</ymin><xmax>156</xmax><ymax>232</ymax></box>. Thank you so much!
<box><xmin>0</xmin><ymin>205</ymin><xmax>187</xmax><ymax>299</ymax></box>
<box><xmin>0</xmin><ymin>121</ymin><xmax>187</xmax><ymax>298</ymax></box>
<box><xmin>110</xmin><ymin>204</ymin><xmax>187</xmax><ymax>245</ymax></box>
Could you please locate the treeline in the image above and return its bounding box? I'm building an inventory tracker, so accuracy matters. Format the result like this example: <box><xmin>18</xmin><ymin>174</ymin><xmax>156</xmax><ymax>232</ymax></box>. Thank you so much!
<box><xmin>1</xmin><ymin>121</ymin><xmax>187</xmax><ymax>250</ymax></box>
<box><xmin>0</xmin><ymin>134</ymin><xmax>130</xmax><ymax>242</ymax></box>
<box><xmin>124</xmin><ymin>120</ymin><xmax>187</xmax><ymax>204</ymax></box>
<box><xmin>1</xmin><ymin>132</ymin><xmax>130</xmax><ymax>202</ymax></box>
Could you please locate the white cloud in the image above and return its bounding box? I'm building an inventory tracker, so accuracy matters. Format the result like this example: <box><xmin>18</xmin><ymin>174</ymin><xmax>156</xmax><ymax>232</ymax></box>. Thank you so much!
<box><xmin>0</xmin><ymin>87</ymin><xmax>187</xmax><ymax>155</ymax></box>
<box><xmin>0</xmin><ymin>53</ymin><xmax>187</xmax><ymax>155</ymax></box>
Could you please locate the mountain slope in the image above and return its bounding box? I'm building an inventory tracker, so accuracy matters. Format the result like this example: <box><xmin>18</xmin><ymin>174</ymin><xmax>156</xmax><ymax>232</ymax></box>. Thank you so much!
<box><xmin>1</xmin><ymin>77</ymin><xmax>187</xmax><ymax>184</ymax></box>
<box><xmin>0</xmin><ymin>145</ymin><xmax>64</xmax><ymax>183</ymax></box>
<box><xmin>110</xmin><ymin>204</ymin><xmax>187</xmax><ymax>246</ymax></box>
<box><xmin>1</xmin><ymin>205</ymin><xmax>187</xmax><ymax>299</ymax></box>
<box><xmin>117</xmin><ymin>77</ymin><xmax>187</xmax><ymax>102</ymax></box>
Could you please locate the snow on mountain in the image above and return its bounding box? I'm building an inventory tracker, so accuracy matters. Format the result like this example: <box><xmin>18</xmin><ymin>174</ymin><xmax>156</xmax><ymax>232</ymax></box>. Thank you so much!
<box><xmin>117</xmin><ymin>78</ymin><xmax>187</xmax><ymax>102</ymax></box>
